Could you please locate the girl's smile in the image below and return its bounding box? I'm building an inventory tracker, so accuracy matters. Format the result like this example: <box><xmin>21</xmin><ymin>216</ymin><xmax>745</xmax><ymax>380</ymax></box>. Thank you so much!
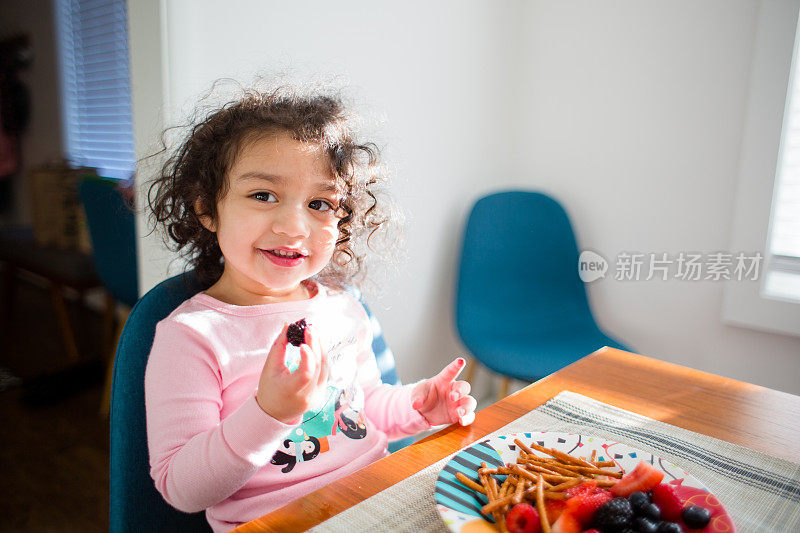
<box><xmin>261</xmin><ymin>247</ymin><xmax>307</xmax><ymax>267</ymax></box>
<box><xmin>199</xmin><ymin>131</ymin><xmax>341</xmax><ymax>305</ymax></box>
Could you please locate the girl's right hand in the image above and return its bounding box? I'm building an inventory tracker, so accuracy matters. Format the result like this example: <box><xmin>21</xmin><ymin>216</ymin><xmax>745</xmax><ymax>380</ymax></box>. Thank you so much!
<box><xmin>255</xmin><ymin>323</ymin><xmax>328</xmax><ymax>424</ymax></box>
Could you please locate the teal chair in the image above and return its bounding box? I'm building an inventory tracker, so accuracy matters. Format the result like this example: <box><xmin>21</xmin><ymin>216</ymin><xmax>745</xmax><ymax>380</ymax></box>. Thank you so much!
<box><xmin>455</xmin><ymin>191</ymin><xmax>629</xmax><ymax>396</ymax></box>
<box><xmin>109</xmin><ymin>271</ymin><xmax>410</xmax><ymax>532</ymax></box>
<box><xmin>79</xmin><ymin>177</ymin><xmax>139</xmax><ymax>415</ymax></box>
<box><xmin>78</xmin><ymin>178</ymin><xmax>138</xmax><ymax>308</ymax></box>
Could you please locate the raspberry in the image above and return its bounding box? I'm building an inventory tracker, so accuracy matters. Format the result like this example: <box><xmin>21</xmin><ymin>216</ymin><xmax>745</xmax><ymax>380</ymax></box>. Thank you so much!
<box><xmin>544</xmin><ymin>499</ymin><xmax>567</xmax><ymax>523</ymax></box>
<box><xmin>505</xmin><ymin>503</ymin><xmax>541</xmax><ymax>533</ymax></box>
<box><xmin>565</xmin><ymin>479</ymin><xmax>599</xmax><ymax>499</ymax></box>
<box><xmin>650</xmin><ymin>483</ymin><xmax>683</xmax><ymax>522</ymax></box>
<box><xmin>566</xmin><ymin>490</ymin><xmax>612</xmax><ymax>526</ymax></box>
<box><xmin>592</xmin><ymin>497</ymin><xmax>633</xmax><ymax>531</ymax></box>
<box><xmin>286</xmin><ymin>319</ymin><xmax>307</xmax><ymax>346</ymax></box>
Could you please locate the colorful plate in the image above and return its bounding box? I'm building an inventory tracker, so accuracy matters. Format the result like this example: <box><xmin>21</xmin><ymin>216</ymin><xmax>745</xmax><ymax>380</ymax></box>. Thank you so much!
<box><xmin>434</xmin><ymin>432</ymin><xmax>736</xmax><ymax>532</ymax></box>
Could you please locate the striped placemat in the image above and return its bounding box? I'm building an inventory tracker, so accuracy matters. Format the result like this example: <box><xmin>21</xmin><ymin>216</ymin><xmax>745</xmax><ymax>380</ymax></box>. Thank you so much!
<box><xmin>310</xmin><ymin>391</ymin><xmax>800</xmax><ymax>533</ymax></box>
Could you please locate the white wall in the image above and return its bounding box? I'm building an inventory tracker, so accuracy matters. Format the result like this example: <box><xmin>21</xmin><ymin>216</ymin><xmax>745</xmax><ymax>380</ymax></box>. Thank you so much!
<box><xmin>0</xmin><ymin>0</ymin><xmax>64</xmax><ymax>225</ymax></box>
<box><xmin>514</xmin><ymin>1</ymin><xmax>800</xmax><ymax>394</ymax></box>
<box><xmin>131</xmin><ymin>0</ymin><xmax>800</xmax><ymax>397</ymax></box>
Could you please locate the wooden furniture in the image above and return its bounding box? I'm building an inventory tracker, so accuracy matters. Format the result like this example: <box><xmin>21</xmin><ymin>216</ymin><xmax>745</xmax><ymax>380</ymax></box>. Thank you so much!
<box><xmin>236</xmin><ymin>347</ymin><xmax>800</xmax><ymax>532</ymax></box>
<box><xmin>0</xmin><ymin>227</ymin><xmax>108</xmax><ymax>362</ymax></box>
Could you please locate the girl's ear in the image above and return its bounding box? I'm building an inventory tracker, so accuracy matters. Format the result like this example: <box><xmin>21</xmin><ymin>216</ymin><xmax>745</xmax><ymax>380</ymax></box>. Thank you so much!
<box><xmin>194</xmin><ymin>198</ymin><xmax>217</xmax><ymax>232</ymax></box>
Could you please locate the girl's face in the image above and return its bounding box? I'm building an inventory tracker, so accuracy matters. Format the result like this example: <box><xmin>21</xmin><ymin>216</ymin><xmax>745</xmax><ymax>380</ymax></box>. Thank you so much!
<box><xmin>201</xmin><ymin>131</ymin><xmax>341</xmax><ymax>305</ymax></box>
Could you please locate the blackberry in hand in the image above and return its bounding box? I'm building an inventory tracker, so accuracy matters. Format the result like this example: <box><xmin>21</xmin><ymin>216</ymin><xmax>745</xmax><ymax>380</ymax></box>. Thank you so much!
<box><xmin>287</xmin><ymin>319</ymin><xmax>308</xmax><ymax>346</ymax></box>
<box><xmin>682</xmin><ymin>505</ymin><xmax>712</xmax><ymax>529</ymax></box>
<box><xmin>593</xmin><ymin>497</ymin><xmax>634</xmax><ymax>532</ymax></box>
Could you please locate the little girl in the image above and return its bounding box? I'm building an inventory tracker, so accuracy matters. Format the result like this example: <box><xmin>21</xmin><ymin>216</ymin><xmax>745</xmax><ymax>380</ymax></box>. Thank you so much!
<box><xmin>144</xmin><ymin>85</ymin><xmax>477</xmax><ymax>532</ymax></box>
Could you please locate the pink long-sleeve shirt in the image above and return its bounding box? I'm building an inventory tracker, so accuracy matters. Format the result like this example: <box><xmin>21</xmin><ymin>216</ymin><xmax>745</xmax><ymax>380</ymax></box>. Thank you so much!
<box><xmin>145</xmin><ymin>281</ymin><xmax>430</xmax><ymax>532</ymax></box>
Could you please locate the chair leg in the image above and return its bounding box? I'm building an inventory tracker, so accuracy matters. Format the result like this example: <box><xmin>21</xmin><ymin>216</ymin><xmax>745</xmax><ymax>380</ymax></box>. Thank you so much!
<box><xmin>498</xmin><ymin>376</ymin><xmax>511</xmax><ymax>402</ymax></box>
<box><xmin>50</xmin><ymin>282</ymin><xmax>80</xmax><ymax>361</ymax></box>
<box><xmin>100</xmin><ymin>306</ymin><xmax>129</xmax><ymax>417</ymax></box>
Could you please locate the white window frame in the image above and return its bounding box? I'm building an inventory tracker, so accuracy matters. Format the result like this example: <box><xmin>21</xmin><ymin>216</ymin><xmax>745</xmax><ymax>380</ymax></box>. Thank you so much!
<box><xmin>723</xmin><ymin>0</ymin><xmax>800</xmax><ymax>337</ymax></box>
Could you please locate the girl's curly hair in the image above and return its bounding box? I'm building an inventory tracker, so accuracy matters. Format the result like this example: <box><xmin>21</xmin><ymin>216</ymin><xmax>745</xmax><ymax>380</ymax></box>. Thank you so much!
<box><xmin>148</xmin><ymin>84</ymin><xmax>391</xmax><ymax>289</ymax></box>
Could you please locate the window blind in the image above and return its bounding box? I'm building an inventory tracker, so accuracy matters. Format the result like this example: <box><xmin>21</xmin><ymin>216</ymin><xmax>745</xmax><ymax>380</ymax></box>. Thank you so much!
<box><xmin>56</xmin><ymin>0</ymin><xmax>135</xmax><ymax>179</ymax></box>
<box><xmin>770</xmin><ymin>18</ymin><xmax>800</xmax><ymax>260</ymax></box>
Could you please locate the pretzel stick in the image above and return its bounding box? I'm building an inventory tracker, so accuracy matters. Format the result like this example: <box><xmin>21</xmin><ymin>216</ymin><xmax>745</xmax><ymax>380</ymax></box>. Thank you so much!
<box><xmin>523</xmin><ymin>458</ymin><xmax>582</xmax><ymax>478</ymax></box>
<box><xmin>498</xmin><ymin>476</ymin><xmax>514</xmax><ymax>516</ymax></box>
<box><xmin>517</xmin><ymin>466</ymin><xmax>579</xmax><ymax>485</ymax></box>
<box><xmin>512</xmin><ymin>476</ymin><xmax>525</xmax><ymax>505</ymax></box>
<box><xmin>593</xmin><ymin>460</ymin><xmax>615</xmax><ymax>467</ymax></box>
<box><xmin>455</xmin><ymin>472</ymin><xmax>486</xmax><ymax>494</ymax></box>
<box><xmin>536</xmin><ymin>474</ymin><xmax>550</xmax><ymax>533</ymax></box>
<box><xmin>590</xmin><ymin>450</ymin><xmax>597</xmax><ymax>462</ymax></box>
<box><xmin>525</xmin><ymin>441</ymin><xmax>595</xmax><ymax>468</ymax></box>
<box><xmin>486</xmin><ymin>483</ymin><xmax>567</xmax><ymax>514</ymax></box>
<box><xmin>541</xmin><ymin>461</ymin><xmax>623</xmax><ymax>478</ymax></box>
<box><xmin>514</xmin><ymin>438</ymin><xmax>537</xmax><ymax>457</ymax></box>
<box><xmin>594</xmin><ymin>479</ymin><xmax>618</xmax><ymax>488</ymax></box>
<box><xmin>487</xmin><ymin>473</ymin><xmax>508</xmax><ymax>533</ymax></box>
<box><xmin>545</xmin><ymin>478</ymin><xmax>582</xmax><ymax>493</ymax></box>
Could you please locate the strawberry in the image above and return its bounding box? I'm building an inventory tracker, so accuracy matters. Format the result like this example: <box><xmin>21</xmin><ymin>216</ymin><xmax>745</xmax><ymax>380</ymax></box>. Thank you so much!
<box><xmin>551</xmin><ymin>510</ymin><xmax>581</xmax><ymax>533</ymax></box>
<box><xmin>544</xmin><ymin>499</ymin><xmax>567</xmax><ymax>524</ymax></box>
<box><xmin>565</xmin><ymin>480</ymin><xmax>599</xmax><ymax>499</ymax></box>
<box><xmin>565</xmin><ymin>490</ymin><xmax>613</xmax><ymax>526</ymax></box>
<box><xmin>505</xmin><ymin>503</ymin><xmax>541</xmax><ymax>533</ymax></box>
<box><xmin>651</xmin><ymin>483</ymin><xmax>683</xmax><ymax>521</ymax></box>
<box><xmin>610</xmin><ymin>461</ymin><xmax>665</xmax><ymax>497</ymax></box>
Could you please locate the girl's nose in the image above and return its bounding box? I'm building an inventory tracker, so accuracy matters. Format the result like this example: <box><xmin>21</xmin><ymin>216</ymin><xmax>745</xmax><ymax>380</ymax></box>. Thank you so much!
<box><xmin>271</xmin><ymin>205</ymin><xmax>311</xmax><ymax>239</ymax></box>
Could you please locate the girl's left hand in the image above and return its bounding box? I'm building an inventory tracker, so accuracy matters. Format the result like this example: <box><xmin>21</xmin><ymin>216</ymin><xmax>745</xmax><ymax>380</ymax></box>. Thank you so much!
<box><xmin>411</xmin><ymin>357</ymin><xmax>477</xmax><ymax>426</ymax></box>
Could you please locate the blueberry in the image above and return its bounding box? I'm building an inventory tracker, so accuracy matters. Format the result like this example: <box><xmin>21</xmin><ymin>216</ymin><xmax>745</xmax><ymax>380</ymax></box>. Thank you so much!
<box><xmin>640</xmin><ymin>502</ymin><xmax>661</xmax><ymax>522</ymax></box>
<box><xmin>629</xmin><ymin>491</ymin><xmax>651</xmax><ymax>513</ymax></box>
<box><xmin>656</xmin><ymin>522</ymin><xmax>682</xmax><ymax>533</ymax></box>
<box><xmin>682</xmin><ymin>505</ymin><xmax>712</xmax><ymax>529</ymax></box>
<box><xmin>632</xmin><ymin>516</ymin><xmax>658</xmax><ymax>533</ymax></box>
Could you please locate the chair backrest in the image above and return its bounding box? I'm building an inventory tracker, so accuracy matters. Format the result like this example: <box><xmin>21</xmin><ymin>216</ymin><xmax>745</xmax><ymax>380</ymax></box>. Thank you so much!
<box><xmin>110</xmin><ymin>271</ymin><xmax>210</xmax><ymax>533</ymax></box>
<box><xmin>455</xmin><ymin>190</ymin><xmax>595</xmax><ymax>342</ymax></box>
<box><xmin>79</xmin><ymin>178</ymin><xmax>139</xmax><ymax>307</ymax></box>
<box><xmin>109</xmin><ymin>271</ymin><xmax>407</xmax><ymax>532</ymax></box>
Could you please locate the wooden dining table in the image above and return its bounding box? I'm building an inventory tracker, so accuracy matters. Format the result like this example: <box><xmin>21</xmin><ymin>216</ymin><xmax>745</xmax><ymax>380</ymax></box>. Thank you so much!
<box><xmin>235</xmin><ymin>347</ymin><xmax>800</xmax><ymax>532</ymax></box>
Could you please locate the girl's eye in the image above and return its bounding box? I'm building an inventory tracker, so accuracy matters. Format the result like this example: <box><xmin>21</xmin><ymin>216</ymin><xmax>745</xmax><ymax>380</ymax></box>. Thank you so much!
<box><xmin>308</xmin><ymin>199</ymin><xmax>333</xmax><ymax>212</ymax></box>
<box><xmin>251</xmin><ymin>192</ymin><xmax>277</xmax><ymax>203</ymax></box>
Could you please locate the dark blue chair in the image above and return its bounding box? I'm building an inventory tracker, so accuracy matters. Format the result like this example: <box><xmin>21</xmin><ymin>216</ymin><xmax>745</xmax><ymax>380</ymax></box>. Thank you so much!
<box><xmin>79</xmin><ymin>177</ymin><xmax>139</xmax><ymax>416</ymax></box>
<box><xmin>455</xmin><ymin>191</ymin><xmax>629</xmax><ymax>391</ymax></box>
<box><xmin>78</xmin><ymin>178</ymin><xmax>138</xmax><ymax>308</ymax></box>
<box><xmin>110</xmin><ymin>271</ymin><xmax>410</xmax><ymax>532</ymax></box>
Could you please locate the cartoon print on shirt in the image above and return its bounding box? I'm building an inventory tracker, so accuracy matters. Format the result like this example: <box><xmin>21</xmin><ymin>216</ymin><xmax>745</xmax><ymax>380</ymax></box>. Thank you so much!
<box><xmin>270</xmin><ymin>434</ymin><xmax>330</xmax><ymax>473</ymax></box>
<box><xmin>332</xmin><ymin>389</ymin><xmax>367</xmax><ymax>439</ymax></box>
<box><xmin>268</xmin><ymin>325</ymin><xmax>369</xmax><ymax>473</ymax></box>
